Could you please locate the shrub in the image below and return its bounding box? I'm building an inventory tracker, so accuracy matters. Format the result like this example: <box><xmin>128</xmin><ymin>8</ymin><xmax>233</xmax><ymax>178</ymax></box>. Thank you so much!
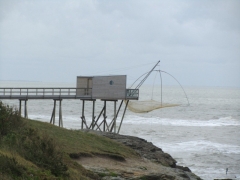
<box><xmin>0</xmin><ymin>102</ymin><xmax>68</xmax><ymax>178</ymax></box>
<box><xmin>18</xmin><ymin>128</ymin><xmax>69</xmax><ymax>177</ymax></box>
<box><xmin>0</xmin><ymin>101</ymin><xmax>22</xmax><ymax>137</ymax></box>
<box><xmin>0</xmin><ymin>154</ymin><xmax>26</xmax><ymax>178</ymax></box>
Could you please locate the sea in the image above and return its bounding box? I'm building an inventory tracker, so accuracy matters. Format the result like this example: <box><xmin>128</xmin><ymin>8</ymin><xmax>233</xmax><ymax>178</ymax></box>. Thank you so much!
<box><xmin>0</xmin><ymin>81</ymin><xmax>239</xmax><ymax>180</ymax></box>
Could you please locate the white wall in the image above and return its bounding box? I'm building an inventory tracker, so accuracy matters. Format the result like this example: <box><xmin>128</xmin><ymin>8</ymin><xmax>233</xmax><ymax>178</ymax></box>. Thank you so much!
<box><xmin>92</xmin><ymin>75</ymin><xmax>126</xmax><ymax>99</ymax></box>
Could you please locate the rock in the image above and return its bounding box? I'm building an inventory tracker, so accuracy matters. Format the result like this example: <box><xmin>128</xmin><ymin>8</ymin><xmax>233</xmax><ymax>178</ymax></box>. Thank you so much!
<box><xmin>81</xmin><ymin>130</ymin><xmax>202</xmax><ymax>180</ymax></box>
<box><xmin>134</xmin><ymin>173</ymin><xmax>176</xmax><ymax>180</ymax></box>
<box><xmin>176</xmin><ymin>165</ymin><xmax>191</xmax><ymax>172</ymax></box>
<box><xmin>90</xmin><ymin>131</ymin><xmax>177</xmax><ymax>167</ymax></box>
<box><xmin>102</xmin><ymin>176</ymin><xmax>126</xmax><ymax>180</ymax></box>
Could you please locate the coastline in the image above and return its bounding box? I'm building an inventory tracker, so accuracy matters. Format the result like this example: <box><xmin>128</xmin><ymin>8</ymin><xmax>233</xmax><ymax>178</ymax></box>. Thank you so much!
<box><xmin>80</xmin><ymin>130</ymin><xmax>202</xmax><ymax>180</ymax></box>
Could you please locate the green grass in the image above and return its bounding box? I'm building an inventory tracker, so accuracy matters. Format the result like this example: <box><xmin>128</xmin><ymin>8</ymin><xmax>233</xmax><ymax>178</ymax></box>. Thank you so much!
<box><xmin>0</xmin><ymin>101</ymin><xmax>138</xmax><ymax>179</ymax></box>
<box><xmin>25</xmin><ymin>119</ymin><xmax>137</xmax><ymax>160</ymax></box>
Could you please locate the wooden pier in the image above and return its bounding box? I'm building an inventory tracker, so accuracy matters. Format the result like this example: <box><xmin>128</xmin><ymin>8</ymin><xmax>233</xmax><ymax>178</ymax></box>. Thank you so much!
<box><xmin>0</xmin><ymin>86</ymin><xmax>139</xmax><ymax>133</ymax></box>
<box><xmin>0</xmin><ymin>87</ymin><xmax>139</xmax><ymax>100</ymax></box>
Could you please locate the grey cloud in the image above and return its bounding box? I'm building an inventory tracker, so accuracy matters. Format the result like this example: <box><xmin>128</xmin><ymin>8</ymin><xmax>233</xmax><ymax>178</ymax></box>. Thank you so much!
<box><xmin>0</xmin><ymin>0</ymin><xmax>239</xmax><ymax>87</ymax></box>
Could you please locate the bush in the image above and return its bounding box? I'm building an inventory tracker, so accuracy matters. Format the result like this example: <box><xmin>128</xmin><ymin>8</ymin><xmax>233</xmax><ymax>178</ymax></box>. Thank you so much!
<box><xmin>0</xmin><ymin>102</ymin><xmax>68</xmax><ymax>178</ymax></box>
<box><xmin>0</xmin><ymin>101</ymin><xmax>22</xmax><ymax>137</ymax></box>
<box><xmin>0</xmin><ymin>154</ymin><xmax>26</xmax><ymax>178</ymax></box>
<box><xmin>18</xmin><ymin>128</ymin><xmax>68</xmax><ymax>177</ymax></box>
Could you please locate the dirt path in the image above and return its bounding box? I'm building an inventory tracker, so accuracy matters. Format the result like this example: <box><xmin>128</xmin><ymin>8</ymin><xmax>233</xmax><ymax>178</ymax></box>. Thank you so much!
<box><xmin>76</xmin><ymin>156</ymin><xmax>175</xmax><ymax>179</ymax></box>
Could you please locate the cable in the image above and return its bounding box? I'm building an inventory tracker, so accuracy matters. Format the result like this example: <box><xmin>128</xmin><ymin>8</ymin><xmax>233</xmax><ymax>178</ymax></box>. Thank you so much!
<box><xmin>158</xmin><ymin>68</ymin><xmax>163</xmax><ymax>106</ymax></box>
<box><xmin>160</xmin><ymin>70</ymin><xmax>190</xmax><ymax>106</ymax></box>
<box><xmin>129</xmin><ymin>72</ymin><xmax>149</xmax><ymax>88</ymax></box>
<box><xmin>151</xmin><ymin>71</ymin><xmax>158</xmax><ymax>100</ymax></box>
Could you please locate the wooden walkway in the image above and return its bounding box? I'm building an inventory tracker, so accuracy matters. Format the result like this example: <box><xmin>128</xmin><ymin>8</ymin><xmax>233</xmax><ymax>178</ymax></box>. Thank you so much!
<box><xmin>0</xmin><ymin>88</ymin><xmax>138</xmax><ymax>100</ymax></box>
<box><xmin>0</xmin><ymin>87</ymin><xmax>139</xmax><ymax>133</ymax></box>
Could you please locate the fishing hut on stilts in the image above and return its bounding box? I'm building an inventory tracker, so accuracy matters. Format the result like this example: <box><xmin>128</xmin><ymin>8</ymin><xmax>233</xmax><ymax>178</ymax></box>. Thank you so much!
<box><xmin>0</xmin><ymin>61</ymin><xmax>189</xmax><ymax>134</ymax></box>
<box><xmin>76</xmin><ymin>75</ymin><xmax>139</xmax><ymax>133</ymax></box>
<box><xmin>75</xmin><ymin>60</ymin><xmax>183</xmax><ymax>133</ymax></box>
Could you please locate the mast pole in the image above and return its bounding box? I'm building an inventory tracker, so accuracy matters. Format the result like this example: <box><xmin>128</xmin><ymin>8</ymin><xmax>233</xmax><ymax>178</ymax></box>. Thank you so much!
<box><xmin>135</xmin><ymin>60</ymin><xmax>160</xmax><ymax>89</ymax></box>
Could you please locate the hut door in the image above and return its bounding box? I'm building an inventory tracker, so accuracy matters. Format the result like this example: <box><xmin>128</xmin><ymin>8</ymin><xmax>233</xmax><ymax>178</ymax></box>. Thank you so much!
<box><xmin>86</xmin><ymin>78</ymin><xmax>92</xmax><ymax>95</ymax></box>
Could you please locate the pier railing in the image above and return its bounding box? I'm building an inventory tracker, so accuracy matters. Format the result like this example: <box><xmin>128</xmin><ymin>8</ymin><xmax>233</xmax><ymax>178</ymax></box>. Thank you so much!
<box><xmin>0</xmin><ymin>88</ymin><xmax>90</xmax><ymax>99</ymax></box>
<box><xmin>126</xmin><ymin>89</ymin><xmax>139</xmax><ymax>99</ymax></box>
<box><xmin>0</xmin><ymin>88</ymin><xmax>139</xmax><ymax>100</ymax></box>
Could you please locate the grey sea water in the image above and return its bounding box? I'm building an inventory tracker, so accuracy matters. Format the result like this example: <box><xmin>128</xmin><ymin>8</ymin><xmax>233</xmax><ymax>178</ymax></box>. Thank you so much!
<box><xmin>1</xmin><ymin>81</ymin><xmax>240</xmax><ymax>180</ymax></box>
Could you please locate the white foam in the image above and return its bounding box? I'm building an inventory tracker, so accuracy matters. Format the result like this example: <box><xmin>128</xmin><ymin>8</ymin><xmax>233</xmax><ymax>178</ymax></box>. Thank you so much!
<box><xmin>124</xmin><ymin>115</ymin><xmax>240</xmax><ymax>127</ymax></box>
<box><xmin>157</xmin><ymin>140</ymin><xmax>240</xmax><ymax>154</ymax></box>
<box><xmin>28</xmin><ymin>114</ymin><xmax>240</xmax><ymax>128</ymax></box>
<box><xmin>29</xmin><ymin>114</ymin><xmax>82</xmax><ymax>121</ymax></box>
<box><xmin>29</xmin><ymin>115</ymin><xmax>50</xmax><ymax>122</ymax></box>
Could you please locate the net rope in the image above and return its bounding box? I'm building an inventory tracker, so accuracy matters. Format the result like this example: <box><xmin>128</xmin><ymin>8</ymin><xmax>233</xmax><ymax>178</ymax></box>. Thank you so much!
<box><xmin>125</xmin><ymin>61</ymin><xmax>189</xmax><ymax>113</ymax></box>
<box><xmin>127</xmin><ymin>100</ymin><xmax>179</xmax><ymax>113</ymax></box>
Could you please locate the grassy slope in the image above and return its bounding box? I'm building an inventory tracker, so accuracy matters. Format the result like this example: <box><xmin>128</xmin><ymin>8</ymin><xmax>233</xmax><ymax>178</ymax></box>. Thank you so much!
<box><xmin>27</xmin><ymin>119</ymin><xmax>137</xmax><ymax>158</ymax></box>
<box><xmin>0</xmin><ymin>118</ymin><xmax>138</xmax><ymax>180</ymax></box>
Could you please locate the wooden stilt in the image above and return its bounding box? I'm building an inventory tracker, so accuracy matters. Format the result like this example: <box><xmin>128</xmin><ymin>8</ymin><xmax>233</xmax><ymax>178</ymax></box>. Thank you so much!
<box><xmin>50</xmin><ymin>100</ymin><xmax>56</xmax><ymax>125</ymax></box>
<box><xmin>92</xmin><ymin>106</ymin><xmax>105</xmax><ymax>130</ymax></box>
<box><xmin>81</xmin><ymin>116</ymin><xmax>89</xmax><ymax>129</ymax></box>
<box><xmin>95</xmin><ymin>122</ymin><xmax>103</xmax><ymax>131</ymax></box>
<box><xmin>81</xmin><ymin>100</ymin><xmax>85</xmax><ymax>129</ymax></box>
<box><xmin>19</xmin><ymin>99</ymin><xmax>28</xmax><ymax>118</ymax></box>
<box><xmin>19</xmin><ymin>100</ymin><xmax>22</xmax><ymax>116</ymax></box>
<box><xmin>78</xmin><ymin>98</ymin><xmax>130</xmax><ymax>133</ymax></box>
<box><xmin>50</xmin><ymin>99</ymin><xmax>63</xmax><ymax>127</ymax></box>
<box><xmin>92</xmin><ymin>100</ymin><xmax>95</xmax><ymax>129</ymax></box>
<box><xmin>105</xmin><ymin>121</ymin><xmax>110</xmax><ymax>132</ymax></box>
<box><xmin>109</xmin><ymin>100</ymin><xmax>123</xmax><ymax>127</ymax></box>
<box><xmin>114</xmin><ymin>100</ymin><xmax>116</xmax><ymax>133</ymax></box>
<box><xmin>24</xmin><ymin>100</ymin><xmax>28</xmax><ymax>118</ymax></box>
<box><xmin>103</xmin><ymin>101</ymin><xmax>106</xmax><ymax>132</ymax></box>
<box><xmin>116</xmin><ymin>100</ymin><xmax>123</xmax><ymax>120</ymax></box>
<box><xmin>110</xmin><ymin>100</ymin><xmax>118</xmax><ymax>133</ymax></box>
<box><xmin>80</xmin><ymin>100</ymin><xmax>90</xmax><ymax>129</ymax></box>
<box><xmin>118</xmin><ymin>100</ymin><xmax>129</xmax><ymax>134</ymax></box>
<box><xmin>59</xmin><ymin>99</ymin><xmax>63</xmax><ymax>127</ymax></box>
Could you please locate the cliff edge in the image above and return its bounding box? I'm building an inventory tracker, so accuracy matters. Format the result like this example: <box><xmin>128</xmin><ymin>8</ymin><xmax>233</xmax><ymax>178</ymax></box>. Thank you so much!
<box><xmin>79</xmin><ymin>130</ymin><xmax>202</xmax><ymax>180</ymax></box>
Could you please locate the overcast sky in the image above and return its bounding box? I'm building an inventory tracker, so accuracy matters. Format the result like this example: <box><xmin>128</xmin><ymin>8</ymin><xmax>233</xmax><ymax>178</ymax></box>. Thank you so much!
<box><xmin>0</xmin><ymin>0</ymin><xmax>239</xmax><ymax>87</ymax></box>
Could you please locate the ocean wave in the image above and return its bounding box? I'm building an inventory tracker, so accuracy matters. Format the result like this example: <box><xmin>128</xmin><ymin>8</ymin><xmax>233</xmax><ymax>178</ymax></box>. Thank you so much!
<box><xmin>157</xmin><ymin>140</ymin><xmax>240</xmax><ymax>154</ymax></box>
<box><xmin>123</xmin><ymin>115</ymin><xmax>240</xmax><ymax>127</ymax></box>
<box><xmin>28</xmin><ymin>114</ymin><xmax>240</xmax><ymax>128</ymax></box>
